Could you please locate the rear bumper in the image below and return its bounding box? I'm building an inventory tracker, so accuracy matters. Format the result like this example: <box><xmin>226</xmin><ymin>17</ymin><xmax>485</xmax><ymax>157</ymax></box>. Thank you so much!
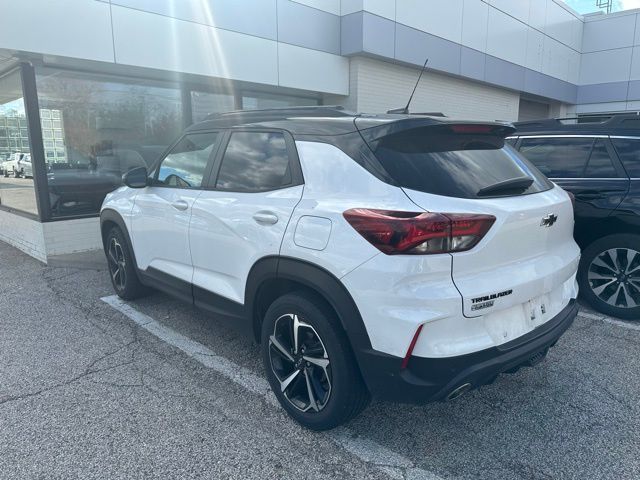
<box><xmin>357</xmin><ymin>299</ymin><xmax>578</xmax><ymax>403</ymax></box>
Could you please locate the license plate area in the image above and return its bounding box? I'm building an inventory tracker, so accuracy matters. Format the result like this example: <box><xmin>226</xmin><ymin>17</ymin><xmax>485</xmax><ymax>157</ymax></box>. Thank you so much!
<box><xmin>482</xmin><ymin>293</ymin><xmax>555</xmax><ymax>346</ymax></box>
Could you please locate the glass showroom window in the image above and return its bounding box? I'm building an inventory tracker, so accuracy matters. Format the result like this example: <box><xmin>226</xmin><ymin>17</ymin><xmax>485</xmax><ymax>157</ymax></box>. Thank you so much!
<box><xmin>241</xmin><ymin>91</ymin><xmax>319</xmax><ymax>110</ymax></box>
<box><xmin>35</xmin><ymin>69</ymin><xmax>183</xmax><ymax>218</ymax></box>
<box><xmin>0</xmin><ymin>69</ymin><xmax>37</xmax><ymax>216</ymax></box>
<box><xmin>191</xmin><ymin>90</ymin><xmax>235</xmax><ymax>123</ymax></box>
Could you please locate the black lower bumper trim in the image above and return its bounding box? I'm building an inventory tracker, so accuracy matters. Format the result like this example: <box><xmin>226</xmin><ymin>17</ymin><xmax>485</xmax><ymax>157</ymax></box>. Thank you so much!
<box><xmin>358</xmin><ymin>299</ymin><xmax>578</xmax><ymax>404</ymax></box>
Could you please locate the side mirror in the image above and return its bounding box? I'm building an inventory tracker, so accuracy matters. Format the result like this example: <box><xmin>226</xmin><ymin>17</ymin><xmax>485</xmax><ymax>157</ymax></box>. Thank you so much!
<box><xmin>123</xmin><ymin>166</ymin><xmax>149</xmax><ymax>188</ymax></box>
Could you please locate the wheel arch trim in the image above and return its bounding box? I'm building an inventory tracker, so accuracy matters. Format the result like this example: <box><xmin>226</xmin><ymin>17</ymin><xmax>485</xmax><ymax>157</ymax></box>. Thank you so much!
<box><xmin>247</xmin><ymin>256</ymin><xmax>373</xmax><ymax>360</ymax></box>
<box><xmin>100</xmin><ymin>209</ymin><xmax>142</xmax><ymax>280</ymax></box>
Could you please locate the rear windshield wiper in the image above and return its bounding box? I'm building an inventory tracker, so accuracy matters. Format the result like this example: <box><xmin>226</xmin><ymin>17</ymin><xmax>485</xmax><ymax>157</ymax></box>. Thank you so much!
<box><xmin>477</xmin><ymin>176</ymin><xmax>534</xmax><ymax>197</ymax></box>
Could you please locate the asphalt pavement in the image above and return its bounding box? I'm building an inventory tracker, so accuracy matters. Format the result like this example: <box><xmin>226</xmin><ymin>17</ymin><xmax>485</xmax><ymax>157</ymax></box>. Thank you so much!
<box><xmin>1</xmin><ymin>240</ymin><xmax>639</xmax><ymax>480</ymax></box>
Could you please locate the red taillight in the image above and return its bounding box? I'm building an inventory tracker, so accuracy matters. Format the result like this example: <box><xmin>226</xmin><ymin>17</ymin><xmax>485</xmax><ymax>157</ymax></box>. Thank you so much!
<box><xmin>343</xmin><ymin>209</ymin><xmax>495</xmax><ymax>255</ymax></box>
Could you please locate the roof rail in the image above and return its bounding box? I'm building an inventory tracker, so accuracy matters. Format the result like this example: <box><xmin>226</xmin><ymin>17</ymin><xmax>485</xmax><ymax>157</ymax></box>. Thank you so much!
<box><xmin>516</xmin><ymin>112</ymin><xmax>640</xmax><ymax>127</ymax></box>
<box><xmin>204</xmin><ymin>105</ymin><xmax>354</xmax><ymax>121</ymax></box>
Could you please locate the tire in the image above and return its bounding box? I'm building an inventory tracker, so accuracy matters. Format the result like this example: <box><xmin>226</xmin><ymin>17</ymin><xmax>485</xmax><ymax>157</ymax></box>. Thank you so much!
<box><xmin>578</xmin><ymin>234</ymin><xmax>640</xmax><ymax>320</ymax></box>
<box><xmin>105</xmin><ymin>226</ymin><xmax>148</xmax><ymax>300</ymax></box>
<box><xmin>261</xmin><ymin>292</ymin><xmax>370</xmax><ymax>430</ymax></box>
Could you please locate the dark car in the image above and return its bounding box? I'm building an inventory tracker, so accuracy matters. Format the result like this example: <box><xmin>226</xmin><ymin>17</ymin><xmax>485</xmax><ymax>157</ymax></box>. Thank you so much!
<box><xmin>512</xmin><ymin>114</ymin><xmax>640</xmax><ymax>319</ymax></box>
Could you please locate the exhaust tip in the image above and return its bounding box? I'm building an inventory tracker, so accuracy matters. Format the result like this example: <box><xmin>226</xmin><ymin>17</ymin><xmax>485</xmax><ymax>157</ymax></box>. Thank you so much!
<box><xmin>446</xmin><ymin>383</ymin><xmax>472</xmax><ymax>401</ymax></box>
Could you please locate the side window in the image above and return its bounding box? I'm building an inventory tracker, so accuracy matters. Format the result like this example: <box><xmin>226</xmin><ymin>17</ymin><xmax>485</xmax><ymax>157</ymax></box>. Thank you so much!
<box><xmin>584</xmin><ymin>140</ymin><xmax>618</xmax><ymax>178</ymax></box>
<box><xmin>518</xmin><ymin>137</ymin><xmax>593</xmax><ymax>178</ymax></box>
<box><xmin>612</xmin><ymin>138</ymin><xmax>640</xmax><ymax>177</ymax></box>
<box><xmin>505</xmin><ymin>137</ymin><xmax>517</xmax><ymax>147</ymax></box>
<box><xmin>216</xmin><ymin>131</ymin><xmax>292</xmax><ymax>191</ymax></box>
<box><xmin>157</xmin><ymin>132</ymin><xmax>219</xmax><ymax>188</ymax></box>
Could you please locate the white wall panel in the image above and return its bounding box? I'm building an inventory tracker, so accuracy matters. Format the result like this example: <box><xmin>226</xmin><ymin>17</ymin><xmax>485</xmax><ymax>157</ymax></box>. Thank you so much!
<box><xmin>292</xmin><ymin>0</ymin><xmax>340</xmax><ymax>15</ymax></box>
<box><xmin>542</xmin><ymin>36</ymin><xmax>571</xmax><ymax>82</ymax></box>
<box><xmin>111</xmin><ymin>6</ymin><xmax>279</xmax><ymax>85</ymax></box>
<box><xmin>545</xmin><ymin>0</ymin><xmax>580</xmax><ymax>51</ymax></box>
<box><xmin>580</xmin><ymin>48</ymin><xmax>633</xmax><ymax>84</ymax></box>
<box><xmin>529</xmin><ymin>0</ymin><xmax>548</xmax><ymax>32</ymax></box>
<box><xmin>487</xmin><ymin>8</ymin><xmax>528</xmax><ymax>66</ymax></box>
<box><xmin>525</xmin><ymin>27</ymin><xmax>544</xmax><ymax>71</ymax></box>
<box><xmin>363</xmin><ymin>0</ymin><xmax>396</xmax><ymax>20</ymax></box>
<box><xmin>582</xmin><ymin>15</ymin><xmax>636</xmax><ymax>53</ymax></box>
<box><xmin>111</xmin><ymin>0</ymin><xmax>278</xmax><ymax>40</ymax></box>
<box><xmin>278</xmin><ymin>43</ymin><xmax>348</xmax><ymax>94</ymax></box>
<box><xmin>629</xmin><ymin>46</ymin><xmax>640</xmax><ymax>81</ymax></box>
<box><xmin>489</xmin><ymin>0</ymin><xmax>531</xmax><ymax>23</ymax></box>
<box><xmin>568</xmin><ymin>49</ymin><xmax>581</xmax><ymax>85</ymax></box>
<box><xmin>571</xmin><ymin>14</ymin><xmax>584</xmax><ymax>52</ymax></box>
<box><xmin>0</xmin><ymin>0</ymin><xmax>114</xmax><ymax>63</ymax></box>
<box><xmin>461</xmin><ymin>0</ymin><xmax>489</xmax><ymax>52</ymax></box>
<box><xmin>396</xmin><ymin>0</ymin><xmax>464</xmax><ymax>44</ymax></box>
<box><xmin>340</xmin><ymin>0</ymin><xmax>363</xmax><ymax>15</ymax></box>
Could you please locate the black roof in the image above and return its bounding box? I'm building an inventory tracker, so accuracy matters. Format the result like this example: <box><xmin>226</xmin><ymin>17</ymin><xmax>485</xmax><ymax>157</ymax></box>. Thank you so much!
<box><xmin>185</xmin><ymin>105</ymin><xmax>515</xmax><ymax>137</ymax></box>
<box><xmin>514</xmin><ymin>114</ymin><xmax>640</xmax><ymax>136</ymax></box>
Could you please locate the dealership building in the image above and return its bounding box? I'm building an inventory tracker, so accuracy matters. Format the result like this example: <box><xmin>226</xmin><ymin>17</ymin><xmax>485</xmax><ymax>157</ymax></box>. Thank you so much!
<box><xmin>1</xmin><ymin>0</ymin><xmax>640</xmax><ymax>262</ymax></box>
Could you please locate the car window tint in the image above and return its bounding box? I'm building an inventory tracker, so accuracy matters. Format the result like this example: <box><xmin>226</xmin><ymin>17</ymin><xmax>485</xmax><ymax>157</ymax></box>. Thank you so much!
<box><xmin>518</xmin><ymin>137</ymin><xmax>593</xmax><ymax>178</ymax></box>
<box><xmin>368</xmin><ymin>128</ymin><xmax>551</xmax><ymax>199</ymax></box>
<box><xmin>216</xmin><ymin>132</ymin><xmax>292</xmax><ymax>191</ymax></box>
<box><xmin>585</xmin><ymin>140</ymin><xmax>618</xmax><ymax>178</ymax></box>
<box><xmin>157</xmin><ymin>132</ymin><xmax>219</xmax><ymax>188</ymax></box>
<box><xmin>612</xmin><ymin>138</ymin><xmax>640</xmax><ymax>177</ymax></box>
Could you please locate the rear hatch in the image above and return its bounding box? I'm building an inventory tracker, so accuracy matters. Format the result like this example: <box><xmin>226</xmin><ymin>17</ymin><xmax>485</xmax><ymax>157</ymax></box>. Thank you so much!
<box><xmin>357</xmin><ymin>118</ymin><xmax>579</xmax><ymax>326</ymax></box>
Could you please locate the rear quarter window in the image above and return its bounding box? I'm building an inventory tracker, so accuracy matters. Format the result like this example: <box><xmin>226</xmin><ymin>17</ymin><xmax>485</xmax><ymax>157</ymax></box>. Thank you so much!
<box><xmin>369</xmin><ymin>128</ymin><xmax>551</xmax><ymax>199</ymax></box>
<box><xmin>612</xmin><ymin>138</ymin><xmax>640</xmax><ymax>177</ymax></box>
<box><xmin>520</xmin><ymin>137</ymin><xmax>619</xmax><ymax>179</ymax></box>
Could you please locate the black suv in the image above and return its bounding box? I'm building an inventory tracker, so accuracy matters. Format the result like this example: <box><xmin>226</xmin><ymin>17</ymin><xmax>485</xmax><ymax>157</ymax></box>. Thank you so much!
<box><xmin>513</xmin><ymin>115</ymin><xmax>640</xmax><ymax>319</ymax></box>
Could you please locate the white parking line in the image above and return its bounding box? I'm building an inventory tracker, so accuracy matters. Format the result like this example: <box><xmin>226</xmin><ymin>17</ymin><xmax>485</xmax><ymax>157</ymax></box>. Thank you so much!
<box><xmin>578</xmin><ymin>311</ymin><xmax>640</xmax><ymax>332</ymax></box>
<box><xmin>101</xmin><ymin>295</ymin><xmax>443</xmax><ymax>480</ymax></box>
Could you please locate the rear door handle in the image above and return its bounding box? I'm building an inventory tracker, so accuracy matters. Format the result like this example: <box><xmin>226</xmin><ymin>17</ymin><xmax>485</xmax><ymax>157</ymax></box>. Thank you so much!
<box><xmin>253</xmin><ymin>211</ymin><xmax>279</xmax><ymax>225</ymax></box>
<box><xmin>171</xmin><ymin>199</ymin><xmax>189</xmax><ymax>211</ymax></box>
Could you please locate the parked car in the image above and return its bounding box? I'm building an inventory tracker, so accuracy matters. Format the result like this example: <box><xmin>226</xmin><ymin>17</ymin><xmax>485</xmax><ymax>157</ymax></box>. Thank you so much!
<box><xmin>48</xmin><ymin>168</ymin><xmax>120</xmax><ymax>217</ymax></box>
<box><xmin>19</xmin><ymin>154</ymin><xmax>32</xmax><ymax>178</ymax></box>
<box><xmin>2</xmin><ymin>153</ymin><xmax>21</xmax><ymax>177</ymax></box>
<box><xmin>0</xmin><ymin>158</ymin><xmax>9</xmax><ymax>177</ymax></box>
<box><xmin>513</xmin><ymin>114</ymin><xmax>640</xmax><ymax>320</ymax></box>
<box><xmin>1</xmin><ymin>152</ymin><xmax>31</xmax><ymax>178</ymax></box>
<box><xmin>101</xmin><ymin>107</ymin><xmax>579</xmax><ymax>429</ymax></box>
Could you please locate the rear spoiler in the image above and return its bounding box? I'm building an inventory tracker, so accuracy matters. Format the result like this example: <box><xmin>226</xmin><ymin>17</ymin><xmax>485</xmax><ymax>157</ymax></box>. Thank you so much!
<box><xmin>355</xmin><ymin>118</ymin><xmax>516</xmax><ymax>143</ymax></box>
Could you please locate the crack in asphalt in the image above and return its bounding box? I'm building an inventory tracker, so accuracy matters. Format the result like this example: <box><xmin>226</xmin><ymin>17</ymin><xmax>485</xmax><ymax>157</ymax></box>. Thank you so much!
<box><xmin>0</xmin><ymin>342</ymin><xmax>138</xmax><ymax>407</ymax></box>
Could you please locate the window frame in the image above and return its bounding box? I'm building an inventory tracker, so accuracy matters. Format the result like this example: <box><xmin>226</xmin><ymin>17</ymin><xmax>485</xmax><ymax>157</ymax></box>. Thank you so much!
<box><xmin>515</xmin><ymin>135</ymin><xmax>627</xmax><ymax>180</ymax></box>
<box><xmin>150</xmin><ymin>129</ymin><xmax>224</xmax><ymax>190</ymax></box>
<box><xmin>205</xmin><ymin>127</ymin><xmax>304</xmax><ymax>193</ymax></box>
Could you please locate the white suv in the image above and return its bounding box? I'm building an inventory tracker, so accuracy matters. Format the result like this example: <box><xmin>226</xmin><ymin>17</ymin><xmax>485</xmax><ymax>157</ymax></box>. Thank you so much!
<box><xmin>101</xmin><ymin>107</ymin><xmax>580</xmax><ymax>430</ymax></box>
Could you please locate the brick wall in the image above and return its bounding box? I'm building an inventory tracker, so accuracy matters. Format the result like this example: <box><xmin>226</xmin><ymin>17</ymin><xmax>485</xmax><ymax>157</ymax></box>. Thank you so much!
<box><xmin>0</xmin><ymin>210</ymin><xmax>47</xmax><ymax>262</ymax></box>
<box><xmin>328</xmin><ymin>56</ymin><xmax>521</xmax><ymax>121</ymax></box>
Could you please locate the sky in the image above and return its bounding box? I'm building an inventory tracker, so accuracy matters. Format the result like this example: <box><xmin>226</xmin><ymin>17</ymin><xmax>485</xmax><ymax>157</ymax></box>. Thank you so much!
<box><xmin>563</xmin><ymin>0</ymin><xmax>640</xmax><ymax>14</ymax></box>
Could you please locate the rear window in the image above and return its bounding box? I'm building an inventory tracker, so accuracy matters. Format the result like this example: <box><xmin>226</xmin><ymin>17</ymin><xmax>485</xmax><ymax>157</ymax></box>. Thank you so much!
<box><xmin>368</xmin><ymin>128</ymin><xmax>552</xmax><ymax>199</ymax></box>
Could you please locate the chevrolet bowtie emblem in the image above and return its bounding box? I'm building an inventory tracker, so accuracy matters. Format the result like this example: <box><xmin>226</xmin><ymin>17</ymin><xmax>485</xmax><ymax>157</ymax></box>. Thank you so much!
<box><xmin>540</xmin><ymin>214</ymin><xmax>558</xmax><ymax>227</ymax></box>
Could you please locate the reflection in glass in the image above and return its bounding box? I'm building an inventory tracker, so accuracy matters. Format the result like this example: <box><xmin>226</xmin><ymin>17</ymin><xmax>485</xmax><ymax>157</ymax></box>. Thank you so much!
<box><xmin>216</xmin><ymin>132</ymin><xmax>291</xmax><ymax>191</ymax></box>
<box><xmin>36</xmin><ymin>68</ymin><xmax>183</xmax><ymax>217</ymax></box>
<box><xmin>242</xmin><ymin>91</ymin><xmax>319</xmax><ymax>110</ymax></box>
<box><xmin>157</xmin><ymin>133</ymin><xmax>219</xmax><ymax>188</ymax></box>
<box><xmin>191</xmin><ymin>91</ymin><xmax>235</xmax><ymax>123</ymax></box>
<box><xmin>0</xmin><ymin>69</ymin><xmax>37</xmax><ymax>215</ymax></box>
